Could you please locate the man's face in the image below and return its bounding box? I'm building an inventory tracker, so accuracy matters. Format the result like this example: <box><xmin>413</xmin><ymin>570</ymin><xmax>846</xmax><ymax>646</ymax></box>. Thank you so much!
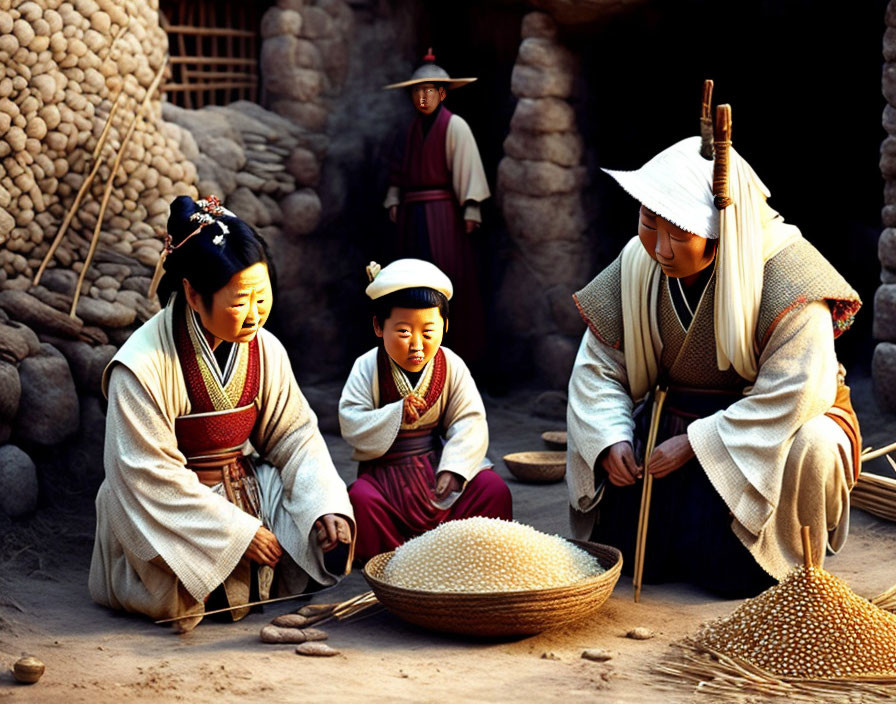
<box><xmin>410</xmin><ymin>82</ymin><xmax>446</xmax><ymax>115</ymax></box>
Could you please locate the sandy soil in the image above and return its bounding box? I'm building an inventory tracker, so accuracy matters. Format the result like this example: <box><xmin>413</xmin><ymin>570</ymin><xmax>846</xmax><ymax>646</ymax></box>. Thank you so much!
<box><xmin>1</xmin><ymin>379</ymin><xmax>895</xmax><ymax>703</ymax></box>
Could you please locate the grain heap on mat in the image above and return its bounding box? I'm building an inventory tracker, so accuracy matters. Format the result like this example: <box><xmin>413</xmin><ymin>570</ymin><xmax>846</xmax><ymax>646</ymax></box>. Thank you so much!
<box><xmin>382</xmin><ymin>517</ymin><xmax>604</xmax><ymax>592</ymax></box>
<box><xmin>696</xmin><ymin>565</ymin><xmax>896</xmax><ymax>679</ymax></box>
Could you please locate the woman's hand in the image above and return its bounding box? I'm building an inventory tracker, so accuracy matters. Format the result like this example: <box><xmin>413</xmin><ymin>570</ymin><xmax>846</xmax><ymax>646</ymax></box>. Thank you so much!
<box><xmin>599</xmin><ymin>441</ymin><xmax>641</xmax><ymax>487</ymax></box>
<box><xmin>315</xmin><ymin>514</ymin><xmax>352</xmax><ymax>553</ymax></box>
<box><xmin>647</xmin><ymin>434</ymin><xmax>695</xmax><ymax>479</ymax></box>
<box><xmin>434</xmin><ymin>471</ymin><xmax>463</xmax><ymax>500</ymax></box>
<box><xmin>245</xmin><ymin>526</ymin><xmax>283</xmax><ymax>567</ymax></box>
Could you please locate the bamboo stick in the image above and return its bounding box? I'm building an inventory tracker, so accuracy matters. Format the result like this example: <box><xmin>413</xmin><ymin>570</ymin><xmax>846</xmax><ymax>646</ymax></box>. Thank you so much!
<box><xmin>164</xmin><ymin>81</ymin><xmax>257</xmax><ymax>92</ymax></box>
<box><xmin>860</xmin><ymin>439</ymin><xmax>896</xmax><ymax>463</ymax></box>
<box><xmin>33</xmin><ymin>91</ymin><xmax>125</xmax><ymax>286</ymax></box>
<box><xmin>69</xmin><ymin>62</ymin><xmax>167</xmax><ymax>317</ymax></box>
<box><xmin>800</xmin><ymin>525</ymin><xmax>813</xmax><ymax>569</ymax></box>
<box><xmin>633</xmin><ymin>387</ymin><xmax>667</xmax><ymax>603</ymax></box>
<box><xmin>169</xmin><ymin>56</ymin><xmax>257</xmax><ymax>66</ymax></box>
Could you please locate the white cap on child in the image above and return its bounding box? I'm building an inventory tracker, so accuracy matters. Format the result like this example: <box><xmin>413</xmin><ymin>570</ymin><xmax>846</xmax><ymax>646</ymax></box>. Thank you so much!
<box><xmin>365</xmin><ymin>259</ymin><xmax>453</xmax><ymax>301</ymax></box>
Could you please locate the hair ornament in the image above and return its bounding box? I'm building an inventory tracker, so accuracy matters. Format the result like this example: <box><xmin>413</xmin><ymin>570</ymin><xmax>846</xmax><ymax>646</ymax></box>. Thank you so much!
<box><xmin>366</xmin><ymin>261</ymin><xmax>382</xmax><ymax>282</ymax></box>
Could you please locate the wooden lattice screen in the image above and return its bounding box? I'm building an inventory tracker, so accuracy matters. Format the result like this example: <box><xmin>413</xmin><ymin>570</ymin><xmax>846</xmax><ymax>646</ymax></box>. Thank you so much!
<box><xmin>159</xmin><ymin>1</ymin><xmax>271</xmax><ymax>109</ymax></box>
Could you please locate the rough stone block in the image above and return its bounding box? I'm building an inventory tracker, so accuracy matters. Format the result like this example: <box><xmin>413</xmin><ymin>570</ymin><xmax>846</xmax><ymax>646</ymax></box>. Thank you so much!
<box><xmin>511</xmin><ymin>64</ymin><xmax>573</xmax><ymax>99</ymax></box>
<box><xmin>884</xmin><ymin>62</ymin><xmax>896</xmax><ymax>106</ymax></box>
<box><xmin>0</xmin><ymin>444</ymin><xmax>37</xmax><ymax>518</ymax></box>
<box><xmin>882</xmin><ymin>136</ymin><xmax>896</xmax><ymax>180</ymax></box>
<box><xmin>517</xmin><ymin>37</ymin><xmax>574</xmax><ymax>72</ymax></box>
<box><xmin>13</xmin><ymin>343</ymin><xmax>79</xmax><ymax>446</ymax></box>
<box><xmin>873</xmin><ymin>283</ymin><xmax>896</xmax><ymax>340</ymax></box>
<box><xmin>503</xmin><ymin>130</ymin><xmax>582</xmax><ymax>167</ymax></box>
<box><xmin>498</xmin><ymin>157</ymin><xmax>585</xmax><ymax>196</ymax></box>
<box><xmin>271</xmin><ymin>100</ymin><xmax>329</xmax><ymax>132</ymax></box>
<box><xmin>265</xmin><ymin>67</ymin><xmax>324</xmax><ymax>103</ymax></box>
<box><xmin>299</xmin><ymin>6</ymin><xmax>334</xmax><ymax>38</ymax></box>
<box><xmin>884</xmin><ymin>205</ymin><xmax>896</xmax><ymax>227</ymax></box>
<box><xmin>873</xmin><ymin>341</ymin><xmax>896</xmax><ymax>412</ymax></box>
<box><xmin>510</xmin><ymin>97</ymin><xmax>576</xmax><ymax>133</ymax></box>
<box><xmin>281</xmin><ymin>188</ymin><xmax>322</xmax><ymax>237</ymax></box>
<box><xmin>286</xmin><ymin>146</ymin><xmax>321</xmax><ymax>186</ymax></box>
<box><xmin>501</xmin><ymin>189</ymin><xmax>586</xmax><ymax>242</ymax></box>
<box><xmin>880</xmin><ymin>228</ymin><xmax>896</xmax><ymax>270</ymax></box>
<box><xmin>521</xmin><ymin>11</ymin><xmax>557</xmax><ymax>40</ymax></box>
<box><xmin>261</xmin><ymin>7</ymin><xmax>302</xmax><ymax>38</ymax></box>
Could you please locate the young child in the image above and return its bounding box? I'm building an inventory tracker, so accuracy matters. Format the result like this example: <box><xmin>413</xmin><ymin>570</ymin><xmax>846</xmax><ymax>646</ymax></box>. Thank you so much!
<box><xmin>339</xmin><ymin>258</ymin><xmax>512</xmax><ymax>562</ymax></box>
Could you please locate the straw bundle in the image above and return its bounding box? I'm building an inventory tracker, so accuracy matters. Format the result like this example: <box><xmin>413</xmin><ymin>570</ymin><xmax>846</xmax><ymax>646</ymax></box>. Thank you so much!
<box><xmin>851</xmin><ymin>470</ymin><xmax>896</xmax><ymax>523</ymax></box>
<box><xmin>382</xmin><ymin>517</ymin><xmax>604</xmax><ymax>593</ymax></box>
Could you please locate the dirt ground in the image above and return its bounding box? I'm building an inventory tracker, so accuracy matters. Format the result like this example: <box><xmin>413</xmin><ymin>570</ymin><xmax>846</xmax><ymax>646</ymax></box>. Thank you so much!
<box><xmin>1</xmin><ymin>374</ymin><xmax>895</xmax><ymax>703</ymax></box>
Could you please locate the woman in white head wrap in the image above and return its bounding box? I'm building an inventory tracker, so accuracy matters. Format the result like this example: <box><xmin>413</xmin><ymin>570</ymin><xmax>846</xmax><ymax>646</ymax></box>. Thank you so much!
<box><xmin>566</xmin><ymin>130</ymin><xmax>861</xmax><ymax>597</ymax></box>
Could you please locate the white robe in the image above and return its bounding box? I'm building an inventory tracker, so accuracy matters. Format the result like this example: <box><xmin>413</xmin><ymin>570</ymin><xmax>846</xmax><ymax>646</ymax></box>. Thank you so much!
<box><xmin>383</xmin><ymin>113</ymin><xmax>490</xmax><ymax>223</ymax></box>
<box><xmin>89</xmin><ymin>303</ymin><xmax>354</xmax><ymax>622</ymax></box>
<box><xmin>567</xmin><ymin>300</ymin><xmax>851</xmax><ymax>580</ymax></box>
<box><xmin>338</xmin><ymin>346</ymin><xmax>490</xmax><ymax>483</ymax></box>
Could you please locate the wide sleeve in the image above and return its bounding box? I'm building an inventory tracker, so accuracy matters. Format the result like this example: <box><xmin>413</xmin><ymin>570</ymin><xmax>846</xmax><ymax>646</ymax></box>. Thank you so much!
<box><xmin>566</xmin><ymin>329</ymin><xmax>636</xmax><ymax>511</ymax></box>
<box><xmin>437</xmin><ymin>350</ymin><xmax>489</xmax><ymax>482</ymax></box>
<box><xmin>688</xmin><ymin>300</ymin><xmax>838</xmax><ymax>535</ymax></box>
<box><xmin>337</xmin><ymin>350</ymin><xmax>404</xmax><ymax>461</ymax></box>
<box><xmin>251</xmin><ymin>332</ymin><xmax>354</xmax><ymax>577</ymax></box>
<box><xmin>446</xmin><ymin>114</ymin><xmax>490</xmax><ymax>220</ymax></box>
<box><xmin>102</xmin><ymin>364</ymin><xmax>260</xmax><ymax>602</ymax></box>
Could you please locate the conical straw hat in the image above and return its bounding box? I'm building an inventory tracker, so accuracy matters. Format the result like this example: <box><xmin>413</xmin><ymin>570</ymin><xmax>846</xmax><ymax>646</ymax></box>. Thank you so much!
<box><xmin>384</xmin><ymin>48</ymin><xmax>477</xmax><ymax>90</ymax></box>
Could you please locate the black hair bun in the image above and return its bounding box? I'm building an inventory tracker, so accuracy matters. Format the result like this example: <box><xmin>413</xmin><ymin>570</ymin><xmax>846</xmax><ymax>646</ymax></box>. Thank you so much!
<box><xmin>167</xmin><ymin>196</ymin><xmax>202</xmax><ymax>246</ymax></box>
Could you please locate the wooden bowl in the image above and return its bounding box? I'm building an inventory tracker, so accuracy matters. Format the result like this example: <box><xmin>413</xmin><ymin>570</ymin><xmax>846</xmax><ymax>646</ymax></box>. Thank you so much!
<box><xmin>541</xmin><ymin>430</ymin><xmax>568</xmax><ymax>450</ymax></box>
<box><xmin>503</xmin><ymin>451</ymin><xmax>566</xmax><ymax>483</ymax></box>
<box><xmin>363</xmin><ymin>540</ymin><xmax>622</xmax><ymax>637</ymax></box>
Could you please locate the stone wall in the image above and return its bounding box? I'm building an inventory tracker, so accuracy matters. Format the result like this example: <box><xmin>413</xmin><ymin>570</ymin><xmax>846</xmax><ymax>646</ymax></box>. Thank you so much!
<box><xmin>877</xmin><ymin>0</ymin><xmax>896</xmax><ymax>412</ymax></box>
<box><xmin>496</xmin><ymin>11</ymin><xmax>588</xmax><ymax>389</ymax></box>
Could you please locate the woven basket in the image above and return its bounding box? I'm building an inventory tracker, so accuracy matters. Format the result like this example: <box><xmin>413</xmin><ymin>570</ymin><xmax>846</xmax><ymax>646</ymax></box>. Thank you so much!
<box><xmin>503</xmin><ymin>451</ymin><xmax>566</xmax><ymax>483</ymax></box>
<box><xmin>362</xmin><ymin>540</ymin><xmax>622</xmax><ymax>637</ymax></box>
<box><xmin>541</xmin><ymin>430</ymin><xmax>567</xmax><ymax>451</ymax></box>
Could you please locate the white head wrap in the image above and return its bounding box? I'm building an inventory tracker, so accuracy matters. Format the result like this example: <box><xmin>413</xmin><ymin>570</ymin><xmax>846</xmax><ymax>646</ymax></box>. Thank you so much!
<box><xmin>365</xmin><ymin>258</ymin><xmax>453</xmax><ymax>301</ymax></box>
<box><xmin>606</xmin><ymin>137</ymin><xmax>801</xmax><ymax>398</ymax></box>
<box><xmin>602</xmin><ymin>137</ymin><xmax>720</xmax><ymax>239</ymax></box>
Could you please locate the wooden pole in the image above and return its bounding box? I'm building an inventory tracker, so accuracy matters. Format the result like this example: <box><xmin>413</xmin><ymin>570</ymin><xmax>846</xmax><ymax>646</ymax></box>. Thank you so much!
<box><xmin>712</xmin><ymin>104</ymin><xmax>733</xmax><ymax>210</ymax></box>
<box><xmin>69</xmin><ymin>62</ymin><xmax>167</xmax><ymax>317</ymax></box>
<box><xmin>700</xmin><ymin>79</ymin><xmax>714</xmax><ymax>159</ymax></box>
<box><xmin>800</xmin><ymin>525</ymin><xmax>813</xmax><ymax>569</ymax></box>
<box><xmin>33</xmin><ymin>91</ymin><xmax>124</xmax><ymax>286</ymax></box>
<box><xmin>633</xmin><ymin>387</ymin><xmax>668</xmax><ymax>603</ymax></box>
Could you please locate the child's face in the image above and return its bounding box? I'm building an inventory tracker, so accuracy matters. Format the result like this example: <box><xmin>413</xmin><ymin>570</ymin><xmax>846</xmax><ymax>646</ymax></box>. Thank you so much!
<box><xmin>373</xmin><ymin>306</ymin><xmax>444</xmax><ymax>373</ymax></box>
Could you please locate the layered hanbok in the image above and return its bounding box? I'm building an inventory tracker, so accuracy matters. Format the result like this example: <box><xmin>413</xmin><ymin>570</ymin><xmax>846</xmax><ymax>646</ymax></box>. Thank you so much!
<box><xmin>339</xmin><ymin>345</ymin><xmax>511</xmax><ymax>561</ymax></box>
<box><xmin>89</xmin><ymin>299</ymin><xmax>353</xmax><ymax>627</ymax></box>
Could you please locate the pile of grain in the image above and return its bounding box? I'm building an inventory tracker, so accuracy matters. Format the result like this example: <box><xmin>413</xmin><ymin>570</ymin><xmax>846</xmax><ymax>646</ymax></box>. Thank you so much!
<box><xmin>696</xmin><ymin>565</ymin><xmax>896</xmax><ymax>679</ymax></box>
<box><xmin>382</xmin><ymin>517</ymin><xmax>604</xmax><ymax>593</ymax></box>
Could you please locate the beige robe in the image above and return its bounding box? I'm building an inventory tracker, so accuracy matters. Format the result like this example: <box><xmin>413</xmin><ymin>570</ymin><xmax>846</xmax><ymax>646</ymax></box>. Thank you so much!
<box><xmin>567</xmin><ymin>300</ymin><xmax>851</xmax><ymax>581</ymax></box>
<box><xmin>383</xmin><ymin>113</ymin><xmax>490</xmax><ymax>223</ymax></box>
<box><xmin>89</xmin><ymin>304</ymin><xmax>354</xmax><ymax>624</ymax></box>
<box><xmin>338</xmin><ymin>346</ymin><xmax>490</xmax><ymax>483</ymax></box>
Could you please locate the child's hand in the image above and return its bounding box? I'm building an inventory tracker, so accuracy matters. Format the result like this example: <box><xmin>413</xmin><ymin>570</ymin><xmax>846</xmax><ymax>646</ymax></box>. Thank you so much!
<box><xmin>464</xmin><ymin>219</ymin><xmax>479</xmax><ymax>234</ymax></box>
<box><xmin>434</xmin><ymin>471</ymin><xmax>463</xmax><ymax>500</ymax></box>
<box><xmin>315</xmin><ymin>514</ymin><xmax>352</xmax><ymax>553</ymax></box>
<box><xmin>389</xmin><ymin>205</ymin><xmax>398</xmax><ymax>223</ymax></box>
<box><xmin>403</xmin><ymin>392</ymin><xmax>428</xmax><ymax>423</ymax></box>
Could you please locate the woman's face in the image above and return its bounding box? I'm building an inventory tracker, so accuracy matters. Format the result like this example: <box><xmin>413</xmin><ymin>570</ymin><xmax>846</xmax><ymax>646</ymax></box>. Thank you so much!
<box><xmin>637</xmin><ymin>205</ymin><xmax>716</xmax><ymax>280</ymax></box>
<box><xmin>373</xmin><ymin>306</ymin><xmax>444</xmax><ymax>373</ymax></box>
<box><xmin>184</xmin><ymin>262</ymin><xmax>272</xmax><ymax>349</ymax></box>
